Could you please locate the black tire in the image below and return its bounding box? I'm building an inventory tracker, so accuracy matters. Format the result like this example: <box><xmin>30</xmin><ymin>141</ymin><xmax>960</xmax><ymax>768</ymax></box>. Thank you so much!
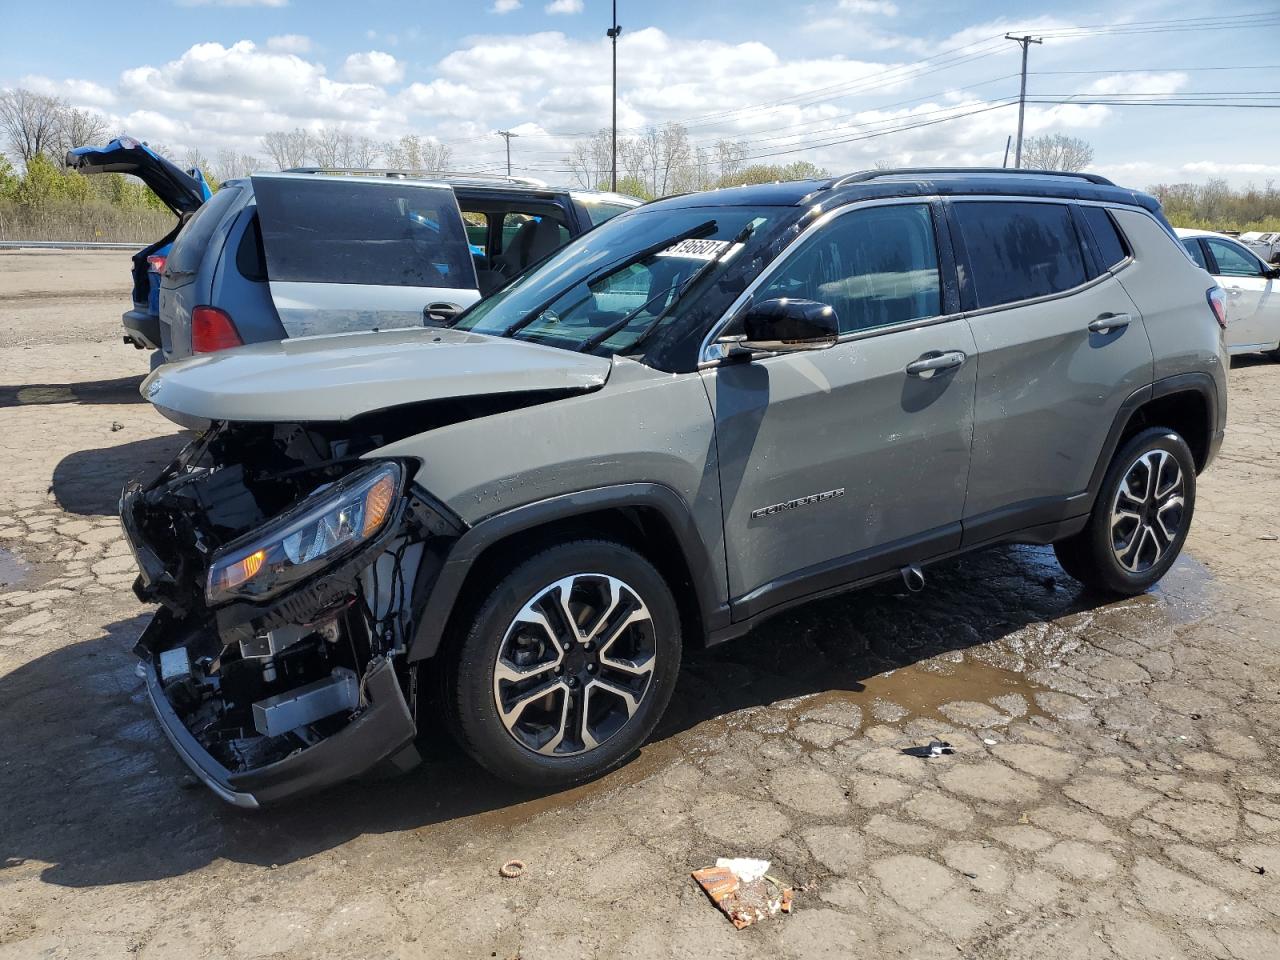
<box><xmin>1054</xmin><ymin>428</ymin><xmax>1197</xmax><ymax>596</ymax></box>
<box><xmin>442</xmin><ymin>539</ymin><xmax>682</xmax><ymax>787</ymax></box>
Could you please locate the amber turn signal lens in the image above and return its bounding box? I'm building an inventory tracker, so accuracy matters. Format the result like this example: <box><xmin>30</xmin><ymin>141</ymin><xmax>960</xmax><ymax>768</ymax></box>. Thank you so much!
<box><xmin>222</xmin><ymin>548</ymin><xmax>266</xmax><ymax>589</ymax></box>
<box><xmin>361</xmin><ymin>473</ymin><xmax>396</xmax><ymax>538</ymax></box>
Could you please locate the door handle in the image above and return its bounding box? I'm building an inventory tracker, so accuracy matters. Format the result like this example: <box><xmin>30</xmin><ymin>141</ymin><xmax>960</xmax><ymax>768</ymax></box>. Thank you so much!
<box><xmin>1088</xmin><ymin>313</ymin><xmax>1132</xmax><ymax>334</ymax></box>
<box><xmin>424</xmin><ymin>302</ymin><xmax>462</xmax><ymax>325</ymax></box>
<box><xmin>905</xmin><ymin>351</ymin><xmax>966</xmax><ymax>376</ymax></box>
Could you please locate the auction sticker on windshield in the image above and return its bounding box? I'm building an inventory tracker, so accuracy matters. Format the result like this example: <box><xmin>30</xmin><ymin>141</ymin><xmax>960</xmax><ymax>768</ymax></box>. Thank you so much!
<box><xmin>656</xmin><ymin>238</ymin><xmax>733</xmax><ymax>260</ymax></box>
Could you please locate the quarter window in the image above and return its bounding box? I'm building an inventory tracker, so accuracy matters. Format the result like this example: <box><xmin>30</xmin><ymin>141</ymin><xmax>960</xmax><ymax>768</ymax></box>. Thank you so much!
<box><xmin>954</xmin><ymin>201</ymin><xmax>1089</xmax><ymax>309</ymax></box>
<box><xmin>1182</xmin><ymin>238</ymin><xmax>1209</xmax><ymax>269</ymax></box>
<box><xmin>1205</xmin><ymin>238</ymin><xmax>1264</xmax><ymax>278</ymax></box>
<box><xmin>1079</xmin><ymin>206</ymin><xmax>1130</xmax><ymax>270</ymax></box>
<box><xmin>754</xmin><ymin>203</ymin><xmax>942</xmax><ymax>334</ymax></box>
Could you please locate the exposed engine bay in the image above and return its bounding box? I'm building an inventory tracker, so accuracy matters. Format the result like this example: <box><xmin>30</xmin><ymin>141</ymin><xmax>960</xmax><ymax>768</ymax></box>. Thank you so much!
<box><xmin>123</xmin><ymin>418</ymin><xmax>463</xmax><ymax>805</ymax></box>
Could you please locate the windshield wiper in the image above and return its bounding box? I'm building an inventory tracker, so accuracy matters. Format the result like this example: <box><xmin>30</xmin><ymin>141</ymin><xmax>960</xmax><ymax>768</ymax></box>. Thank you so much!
<box><xmin>499</xmin><ymin>219</ymin><xmax>717</xmax><ymax>339</ymax></box>
<box><xmin>580</xmin><ymin>221</ymin><xmax>757</xmax><ymax>355</ymax></box>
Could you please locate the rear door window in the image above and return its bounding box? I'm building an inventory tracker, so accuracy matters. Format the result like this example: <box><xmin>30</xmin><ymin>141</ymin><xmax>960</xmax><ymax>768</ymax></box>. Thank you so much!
<box><xmin>252</xmin><ymin>176</ymin><xmax>476</xmax><ymax>289</ymax></box>
<box><xmin>755</xmin><ymin>202</ymin><xmax>942</xmax><ymax>334</ymax></box>
<box><xmin>576</xmin><ymin>199</ymin><xmax>637</xmax><ymax>227</ymax></box>
<box><xmin>1079</xmin><ymin>206</ymin><xmax>1130</xmax><ymax>270</ymax></box>
<box><xmin>167</xmin><ymin>185</ymin><xmax>243</xmax><ymax>277</ymax></box>
<box><xmin>953</xmin><ymin>201</ymin><xmax>1089</xmax><ymax>309</ymax></box>
<box><xmin>1182</xmin><ymin>238</ymin><xmax>1209</xmax><ymax>269</ymax></box>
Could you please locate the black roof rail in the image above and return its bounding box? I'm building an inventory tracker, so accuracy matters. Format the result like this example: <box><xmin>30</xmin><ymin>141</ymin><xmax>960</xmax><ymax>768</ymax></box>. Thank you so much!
<box><xmin>282</xmin><ymin>167</ymin><xmax>550</xmax><ymax>188</ymax></box>
<box><xmin>829</xmin><ymin>167</ymin><xmax>1115</xmax><ymax>189</ymax></box>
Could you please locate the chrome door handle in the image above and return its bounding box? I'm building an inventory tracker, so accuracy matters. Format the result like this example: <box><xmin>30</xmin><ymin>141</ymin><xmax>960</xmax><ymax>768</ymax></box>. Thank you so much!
<box><xmin>905</xmin><ymin>351</ymin><xmax>966</xmax><ymax>376</ymax></box>
<box><xmin>1088</xmin><ymin>313</ymin><xmax>1132</xmax><ymax>334</ymax></box>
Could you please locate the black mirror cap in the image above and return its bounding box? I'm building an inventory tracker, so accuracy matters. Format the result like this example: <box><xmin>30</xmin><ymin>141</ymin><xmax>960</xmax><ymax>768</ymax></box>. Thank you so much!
<box><xmin>740</xmin><ymin>298</ymin><xmax>839</xmax><ymax>353</ymax></box>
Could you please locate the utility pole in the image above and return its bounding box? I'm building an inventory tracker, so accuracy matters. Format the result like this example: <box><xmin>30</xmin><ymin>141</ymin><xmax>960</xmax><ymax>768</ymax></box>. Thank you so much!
<box><xmin>496</xmin><ymin>130</ymin><xmax>518</xmax><ymax>177</ymax></box>
<box><xmin>1006</xmin><ymin>33</ymin><xmax>1042</xmax><ymax>169</ymax></box>
<box><xmin>1002</xmin><ymin>135</ymin><xmax>1012</xmax><ymax>168</ymax></box>
<box><xmin>607</xmin><ymin>2</ymin><xmax>623</xmax><ymax>192</ymax></box>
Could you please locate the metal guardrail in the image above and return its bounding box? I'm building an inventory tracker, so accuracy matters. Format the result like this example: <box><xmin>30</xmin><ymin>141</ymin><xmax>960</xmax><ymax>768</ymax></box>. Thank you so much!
<box><xmin>0</xmin><ymin>240</ymin><xmax>142</xmax><ymax>250</ymax></box>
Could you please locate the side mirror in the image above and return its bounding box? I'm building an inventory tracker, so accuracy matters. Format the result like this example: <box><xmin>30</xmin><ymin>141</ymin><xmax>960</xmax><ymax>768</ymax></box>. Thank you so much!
<box><xmin>739</xmin><ymin>298</ymin><xmax>839</xmax><ymax>353</ymax></box>
<box><xmin>1266</xmin><ymin>266</ymin><xmax>1280</xmax><ymax>280</ymax></box>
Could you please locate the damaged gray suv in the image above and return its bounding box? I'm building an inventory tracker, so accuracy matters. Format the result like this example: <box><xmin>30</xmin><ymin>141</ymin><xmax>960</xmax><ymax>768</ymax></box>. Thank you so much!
<box><xmin>122</xmin><ymin>168</ymin><xmax>1227</xmax><ymax>806</ymax></box>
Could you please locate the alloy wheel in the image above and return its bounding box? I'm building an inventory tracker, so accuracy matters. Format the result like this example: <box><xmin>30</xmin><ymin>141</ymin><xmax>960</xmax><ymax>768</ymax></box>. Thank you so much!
<box><xmin>1109</xmin><ymin>449</ymin><xmax>1186</xmax><ymax>573</ymax></box>
<box><xmin>491</xmin><ymin>573</ymin><xmax>658</xmax><ymax>757</ymax></box>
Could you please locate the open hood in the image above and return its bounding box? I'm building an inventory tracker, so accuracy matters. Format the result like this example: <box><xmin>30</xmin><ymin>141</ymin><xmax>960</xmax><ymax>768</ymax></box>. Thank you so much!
<box><xmin>140</xmin><ymin>327</ymin><xmax>613</xmax><ymax>423</ymax></box>
<box><xmin>66</xmin><ymin>137</ymin><xmax>211</xmax><ymax>216</ymax></box>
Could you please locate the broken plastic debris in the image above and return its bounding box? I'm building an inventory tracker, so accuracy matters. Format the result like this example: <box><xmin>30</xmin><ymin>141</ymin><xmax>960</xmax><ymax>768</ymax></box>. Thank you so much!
<box><xmin>692</xmin><ymin>859</ymin><xmax>794</xmax><ymax>929</ymax></box>
<box><xmin>499</xmin><ymin>859</ymin><xmax>526</xmax><ymax>879</ymax></box>
<box><xmin>903</xmin><ymin>740</ymin><xmax>955</xmax><ymax>758</ymax></box>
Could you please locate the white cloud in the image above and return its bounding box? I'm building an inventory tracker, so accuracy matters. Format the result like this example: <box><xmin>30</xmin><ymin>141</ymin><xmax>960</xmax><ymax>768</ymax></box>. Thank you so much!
<box><xmin>838</xmin><ymin>0</ymin><xmax>898</xmax><ymax>14</ymax></box>
<box><xmin>266</xmin><ymin>34</ymin><xmax>312</xmax><ymax>54</ymax></box>
<box><xmin>19</xmin><ymin>74</ymin><xmax>117</xmax><ymax>108</ymax></box>
<box><xmin>1182</xmin><ymin>161</ymin><xmax>1280</xmax><ymax>177</ymax></box>
<box><xmin>490</xmin><ymin>0</ymin><xmax>522</xmax><ymax>12</ymax></box>
<box><xmin>1086</xmin><ymin>72</ymin><xmax>1187</xmax><ymax>96</ymax></box>
<box><xmin>545</xmin><ymin>0</ymin><xmax>582</xmax><ymax>14</ymax></box>
<box><xmin>341</xmin><ymin>51</ymin><xmax>405</xmax><ymax>85</ymax></box>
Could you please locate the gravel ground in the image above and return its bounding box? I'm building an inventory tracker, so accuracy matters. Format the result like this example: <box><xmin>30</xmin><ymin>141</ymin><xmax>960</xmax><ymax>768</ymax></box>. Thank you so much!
<box><xmin>1</xmin><ymin>249</ymin><xmax>1278</xmax><ymax>959</ymax></box>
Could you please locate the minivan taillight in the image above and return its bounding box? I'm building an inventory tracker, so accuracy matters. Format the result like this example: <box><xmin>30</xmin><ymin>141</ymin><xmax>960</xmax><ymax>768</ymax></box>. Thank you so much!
<box><xmin>1207</xmin><ymin>287</ymin><xmax>1228</xmax><ymax>331</ymax></box>
<box><xmin>191</xmin><ymin>306</ymin><xmax>244</xmax><ymax>353</ymax></box>
<box><xmin>146</xmin><ymin>254</ymin><xmax>167</xmax><ymax>275</ymax></box>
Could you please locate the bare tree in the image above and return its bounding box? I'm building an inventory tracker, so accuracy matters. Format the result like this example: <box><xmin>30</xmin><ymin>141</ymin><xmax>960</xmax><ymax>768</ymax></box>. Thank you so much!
<box><xmin>384</xmin><ymin>134</ymin><xmax>452</xmax><ymax>173</ymax></box>
<box><xmin>311</xmin><ymin>126</ymin><xmax>355</xmax><ymax>168</ymax></box>
<box><xmin>212</xmin><ymin>149</ymin><xmax>262</xmax><ymax>181</ymax></box>
<box><xmin>0</xmin><ymin>88</ymin><xmax>66</xmax><ymax>163</ymax></box>
<box><xmin>51</xmin><ymin>106</ymin><xmax>110</xmax><ymax>157</ymax></box>
<box><xmin>260</xmin><ymin>128</ymin><xmax>312</xmax><ymax>170</ymax></box>
<box><xmin>566</xmin><ymin>128</ymin><xmax>613</xmax><ymax>189</ymax></box>
<box><xmin>1020</xmin><ymin>133</ymin><xmax>1094</xmax><ymax>172</ymax></box>
<box><xmin>351</xmin><ymin>136</ymin><xmax>381</xmax><ymax>167</ymax></box>
<box><xmin>181</xmin><ymin>147</ymin><xmax>211</xmax><ymax>176</ymax></box>
<box><xmin>715</xmin><ymin>138</ymin><xmax>749</xmax><ymax>183</ymax></box>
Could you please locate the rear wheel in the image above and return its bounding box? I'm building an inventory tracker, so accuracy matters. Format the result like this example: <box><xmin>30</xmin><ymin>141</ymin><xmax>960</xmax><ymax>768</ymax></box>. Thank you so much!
<box><xmin>443</xmin><ymin>539</ymin><xmax>682</xmax><ymax>787</ymax></box>
<box><xmin>1054</xmin><ymin>428</ymin><xmax>1196</xmax><ymax>595</ymax></box>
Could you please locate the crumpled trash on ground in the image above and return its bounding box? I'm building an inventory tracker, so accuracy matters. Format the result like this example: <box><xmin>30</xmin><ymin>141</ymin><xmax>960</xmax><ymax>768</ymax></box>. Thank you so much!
<box><xmin>692</xmin><ymin>857</ymin><xmax>794</xmax><ymax>929</ymax></box>
<box><xmin>902</xmin><ymin>739</ymin><xmax>955</xmax><ymax>759</ymax></box>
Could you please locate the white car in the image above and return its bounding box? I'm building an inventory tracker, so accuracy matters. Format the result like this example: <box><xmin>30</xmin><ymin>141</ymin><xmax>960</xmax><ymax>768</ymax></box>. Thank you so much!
<box><xmin>1177</xmin><ymin>228</ymin><xmax>1280</xmax><ymax>359</ymax></box>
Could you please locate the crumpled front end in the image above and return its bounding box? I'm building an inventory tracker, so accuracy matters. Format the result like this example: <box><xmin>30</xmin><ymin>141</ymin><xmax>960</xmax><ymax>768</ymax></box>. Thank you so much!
<box><xmin>121</xmin><ymin>420</ymin><xmax>463</xmax><ymax>807</ymax></box>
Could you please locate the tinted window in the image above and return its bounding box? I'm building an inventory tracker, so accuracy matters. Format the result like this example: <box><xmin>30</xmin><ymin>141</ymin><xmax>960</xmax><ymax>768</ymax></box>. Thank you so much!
<box><xmin>1205</xmin><ymin>238</ymin><xmax>1264</xmax><ymax>278</ymax></box>
<box><xmin>252</xmin><ymin>178</ymin><xmax>474</xmax><ymax>289</ymax></box>
<box><xmin>1182</xmin><ymin>238</ymin><xmax>1208</xmax><ymax>269</ymax></box>
<box><xmin>167</xmin><ymin>185</ymin><xmax>243</xmax><ymax>276</ymax></box>
<box><xmin>1079</xmin><ymin>206</ymin><xmax>1129</xmax><ymax>269</ymax></box>
<box><xmin>755</xmin><ymin>203</ymin><xmax>941</xmax><ymax>334</ymax></box>
<box><xmin>579</xmin><ymin>200</ymin><xmax>636</xmax><ymax>227</ymax></box>
<box><xmin>954</xmin><ymin>201</ymin><xmax>1088</xmax><ymax>308</ymax></box>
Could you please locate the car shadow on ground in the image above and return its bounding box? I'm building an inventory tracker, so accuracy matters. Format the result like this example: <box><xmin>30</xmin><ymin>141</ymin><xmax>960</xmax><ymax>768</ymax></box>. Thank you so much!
<box><xmin>51</xmin><ymin>434</ymin><xmax>190</xmax><ymax>515</ymax></box>
<box><xmin>1</xmin><ymin>537</ymin><xmax>1206</xmax><ymax>891</ymax></box>
<box><xmin>0</xmin><ymin>375</ymin><xmax>147</xmax><ymax>409</ymax></box>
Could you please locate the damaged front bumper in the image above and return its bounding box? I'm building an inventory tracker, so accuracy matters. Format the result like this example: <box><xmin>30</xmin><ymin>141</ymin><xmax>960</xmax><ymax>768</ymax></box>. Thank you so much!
<box><xmin>119</xmin><ymin>423</ymin><xmax>463</xmax><ymax>807</ymax></box>
<box><xmin>138</xmin><ymin>641</ymin><xmax>416</xmax><ymax>808</ymax></box>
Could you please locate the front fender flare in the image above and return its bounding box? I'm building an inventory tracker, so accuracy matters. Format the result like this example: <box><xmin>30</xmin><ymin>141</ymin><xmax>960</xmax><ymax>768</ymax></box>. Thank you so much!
<box><xmin>407</xmin><ymin>482</ymin><xmax>728</xmax><ymax>662</ymax></box>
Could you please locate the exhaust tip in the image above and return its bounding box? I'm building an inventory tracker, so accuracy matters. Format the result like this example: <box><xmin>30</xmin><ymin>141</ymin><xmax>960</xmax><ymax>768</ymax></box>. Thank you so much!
<box><xmin>901</xmin><ymin>563</ymin><xmax>925</xmax><ymax>593</ymax></box>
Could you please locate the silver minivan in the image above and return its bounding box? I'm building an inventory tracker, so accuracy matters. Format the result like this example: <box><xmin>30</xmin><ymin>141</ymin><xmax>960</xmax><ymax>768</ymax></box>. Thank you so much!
<box><xmin>153</xmin><ymin>171</ymin><xmax>639</xmax><ymax>361</ymax></box>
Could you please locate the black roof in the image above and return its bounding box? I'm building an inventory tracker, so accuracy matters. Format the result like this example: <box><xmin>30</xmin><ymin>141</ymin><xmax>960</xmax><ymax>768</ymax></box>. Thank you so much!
<box><xmin>645</xmin><ymin>167</ymin><xmax>1163</xmax><ymax>218</ymax></box>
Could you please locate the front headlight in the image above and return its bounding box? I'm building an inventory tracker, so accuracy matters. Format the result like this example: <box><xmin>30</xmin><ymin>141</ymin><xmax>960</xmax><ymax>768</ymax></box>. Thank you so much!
<box><xmin>206</xmin><ymin>462</ymin><xmax>403</xmax><ymax>606</ymax></box>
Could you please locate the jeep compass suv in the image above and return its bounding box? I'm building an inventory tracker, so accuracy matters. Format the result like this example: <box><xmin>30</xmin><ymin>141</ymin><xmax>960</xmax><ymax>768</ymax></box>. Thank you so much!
<box><xmin>121</xmin><ymin>168</ymin><xmax>1227</xmax><ymax>806</ymax></box>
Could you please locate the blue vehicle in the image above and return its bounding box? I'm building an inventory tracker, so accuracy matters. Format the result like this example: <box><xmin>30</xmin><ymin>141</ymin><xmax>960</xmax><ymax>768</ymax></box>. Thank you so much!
<box><xmin>66</xmin><ymin>137</ymin><xmax>212</xmax><ymax>358</ymax></box>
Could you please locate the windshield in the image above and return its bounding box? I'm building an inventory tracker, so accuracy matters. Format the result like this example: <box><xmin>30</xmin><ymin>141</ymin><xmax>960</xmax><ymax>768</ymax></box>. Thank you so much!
<box><xmin>454</xmin><ymin>205</ymin><xmax>792</xmax><ymax>360</ymax></box>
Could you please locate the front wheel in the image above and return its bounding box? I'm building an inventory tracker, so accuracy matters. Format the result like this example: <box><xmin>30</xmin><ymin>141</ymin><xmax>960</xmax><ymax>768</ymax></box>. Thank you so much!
<box><xmin>1054</xmin><ymin>428</ymin><xmax>1197</xmax><ymax>596</ymax></box>
<box><xmin>443</xmin><ymin>539</ymin><xmax>682</xmax><ymax>787</ymax></box>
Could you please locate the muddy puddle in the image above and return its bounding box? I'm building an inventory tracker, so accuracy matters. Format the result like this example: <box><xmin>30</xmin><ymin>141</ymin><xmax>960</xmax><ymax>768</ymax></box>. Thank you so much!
<box><xmin>0</xmin><ymin>547</ymin><xmax>31</xmax><ymax>588</ymax></box>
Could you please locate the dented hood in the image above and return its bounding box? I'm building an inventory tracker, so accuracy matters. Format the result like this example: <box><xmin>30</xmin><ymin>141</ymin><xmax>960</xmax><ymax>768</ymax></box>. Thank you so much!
<box><xmin>140</xmin><ymin>327</ymin><xmax>613</xmax><ymax>423</ymax></box>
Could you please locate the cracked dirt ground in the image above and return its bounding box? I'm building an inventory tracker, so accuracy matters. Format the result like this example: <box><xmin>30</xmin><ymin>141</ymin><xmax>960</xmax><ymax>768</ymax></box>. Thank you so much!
<box><xmin>2</xmin><ymin>250</ymin><xmax>1279</xmax><ymax>959</ymax></box>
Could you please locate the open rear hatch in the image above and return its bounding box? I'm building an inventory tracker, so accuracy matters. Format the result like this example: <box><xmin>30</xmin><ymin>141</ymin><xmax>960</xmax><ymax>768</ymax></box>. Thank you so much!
<box><xmin>67</xmin><ymin>138</ymin><xmax>213</xmax><ymax>348</ymax></box>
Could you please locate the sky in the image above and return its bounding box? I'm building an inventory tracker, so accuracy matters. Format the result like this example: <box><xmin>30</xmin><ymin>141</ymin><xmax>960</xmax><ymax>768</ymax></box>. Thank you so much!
<box><xmin>2</xmin><ymin>0</ymin><xmax>1279</xmax><ymax>188</ymax></box>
